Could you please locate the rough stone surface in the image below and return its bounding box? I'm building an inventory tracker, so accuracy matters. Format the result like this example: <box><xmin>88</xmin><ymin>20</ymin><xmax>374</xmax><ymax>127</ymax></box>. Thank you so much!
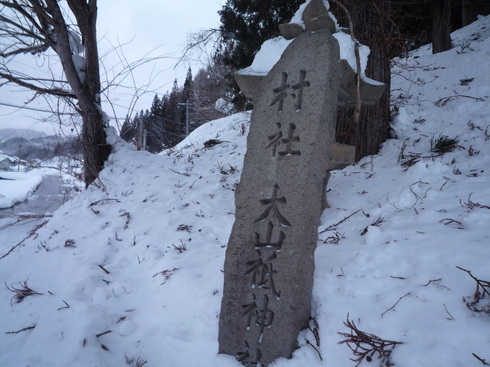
<box><xmin>218</xmin><ymin>28</ymin><xmax>341</xmax><ymax>366</ymax></box>
<box><xmin>328</xmin><ymin>143</ymin><xmax>356</xmax><ymax>171</ymax></box>
<box><xmin>337</xmin><ymin>59</ymin><xmax>387</xmax><ymax>107</ymax></box>
<box><xmin>234</xmin><ymin>73</ymin><xmax>265</xmax><ymax>100</ymax></box>
<box><xmin>302</xmin><ymin>0</ymin><xmax>336</xmax><ymax>34</ymax></box>
<box><xmin>278</xmin><ymin>23</ymin><xmax>304</xmax><ymax>40</ymax></box>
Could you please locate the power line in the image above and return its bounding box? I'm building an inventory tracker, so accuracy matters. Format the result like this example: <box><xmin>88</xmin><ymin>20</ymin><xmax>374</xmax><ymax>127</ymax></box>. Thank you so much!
<box><xmin>0</xmin><ymin>101</ymin><xmax>76</xmax><ymax>116</ymax></box>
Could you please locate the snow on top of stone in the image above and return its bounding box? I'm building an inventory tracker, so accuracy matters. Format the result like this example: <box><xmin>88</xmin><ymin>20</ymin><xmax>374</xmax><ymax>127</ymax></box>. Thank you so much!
<box><xmin>238</xmin><ymin>0</ymin><xmax>370</xmax><ymax>77</ymax></box>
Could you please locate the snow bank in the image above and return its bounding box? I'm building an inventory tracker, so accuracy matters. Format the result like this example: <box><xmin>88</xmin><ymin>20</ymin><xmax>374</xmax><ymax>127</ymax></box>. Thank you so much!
<box><xmin>0</xmin><ymin>171</ymin><xmax>44</xmax><ymax>209</ymax></box>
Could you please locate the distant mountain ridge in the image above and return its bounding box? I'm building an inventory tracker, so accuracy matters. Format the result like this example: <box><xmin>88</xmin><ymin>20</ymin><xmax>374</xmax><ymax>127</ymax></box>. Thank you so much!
<box><xmin>0</xmin><ymin>128</ymin><xmax>79</xmax><ymax>160</ymax></box>
<box><xmin>0</xmin><ymin>128</ymin><xmax>47</xmax><ymax>143</ymax></box>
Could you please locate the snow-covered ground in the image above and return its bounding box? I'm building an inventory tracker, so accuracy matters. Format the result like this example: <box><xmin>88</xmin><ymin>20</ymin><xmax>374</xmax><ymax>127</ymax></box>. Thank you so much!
<box><xmin>0</xmin><ymin>170</ymin><xmax>45</xmax><ymax>209</ymax></box>
<box><xmin>0</xmin><ymin>156</ymin><xmax>81</xmax><ymax>209</ymax></box>
<box><xmin>1</xmin><ymin>15</ymin><xmax>490</xmax><ymax>367</ymax></box>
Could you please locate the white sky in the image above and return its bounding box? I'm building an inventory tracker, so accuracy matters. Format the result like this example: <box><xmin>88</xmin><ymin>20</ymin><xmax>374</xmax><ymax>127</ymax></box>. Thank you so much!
<box><xmin>0</xmin><ymin>0</ymin><xmax>223</xmax><ymax>134</ymax></box>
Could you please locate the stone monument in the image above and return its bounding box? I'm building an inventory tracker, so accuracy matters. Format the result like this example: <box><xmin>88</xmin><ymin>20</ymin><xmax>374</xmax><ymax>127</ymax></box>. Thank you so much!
<box><xmin>218</xmin><ymin>1</ymin><xmax>386</xmax><ymax>366</ymax></box>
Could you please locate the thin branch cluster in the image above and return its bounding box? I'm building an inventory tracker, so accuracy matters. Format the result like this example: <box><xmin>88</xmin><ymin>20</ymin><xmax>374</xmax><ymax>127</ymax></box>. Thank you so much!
<box><xmin>457</xmin><ymin>266</ymin><xmax>490</xmax><ymax>314</ymax></box>
<box><xmin>5</xmin><ymin>280</ymin><xmax>43</xmax><ymax>305</ymax></box>
<box><xmin>338</xmin><ymin>316</ymin><xmax>402</xmax><ymax>367</ymax></box>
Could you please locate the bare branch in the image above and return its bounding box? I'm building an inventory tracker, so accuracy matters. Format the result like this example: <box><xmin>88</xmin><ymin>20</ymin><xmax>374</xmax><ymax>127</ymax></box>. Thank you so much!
<box><xmin>0</xmin><ymin>71</ymin><xmax>76</xmax><ymax>98</ymax></box>
<box><xmin>0</xmin><ymin>42</ymin><xmax>49</xmax><ymax>57</ymax></box>
<box><xmin>473</xmin><ymin>353</ymin><xmax>490</xmax><ymax>366</ymax></box>
<box><xmin>0</xmin><ymin>220</ymin><xmax>49</xmax><ymax>260</ymax></box>
<box><xmin>381</xmin><ymin>292</ymin><xmax>411</xmax><ymax>317</ymax></box>
<box><xmin>5</xmin><ymin>325</ymin><xmax>36</xmax><ymax>334</ymax></box>
<box><xmin>338</xmin><ymin>315</ymin><xmax>403</xmax><ymax>367</ymax></box>
<box><xmin>177</xmin><ymin>28</ymin><xmax>221</xmax><ymax>68</ymax></box>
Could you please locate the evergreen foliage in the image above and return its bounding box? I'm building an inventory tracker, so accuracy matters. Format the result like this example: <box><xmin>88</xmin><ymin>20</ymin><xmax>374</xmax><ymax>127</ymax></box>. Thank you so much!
<box><xmin>215</xmin><ymin>0</ymin><xmax>302</xmax><ymax>109</ymax></box>
<box><xmin>218</xmin><ymin>0</ymin><xmax>302</xmax><ymax>70</ymax></box>
<box><xmin>125</xmin><ymin>0</ymin><xmax>490</xmax><ymax>155</ymax></box>
<box><xmin>120</xmin><ymin>61</ymin><xmax>237</xmax><ymax>153</ymax></box>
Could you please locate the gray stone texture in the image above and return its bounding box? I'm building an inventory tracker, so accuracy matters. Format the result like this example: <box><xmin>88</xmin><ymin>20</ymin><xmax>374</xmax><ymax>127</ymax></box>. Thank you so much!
<box><xmin>234</xmin><ymin>73</ymin><xmax>264</xmax><ymax>101</ymax></box>
<box><xmin>278</xmin><ymin>23</ymin><xmax>303</xmax><ymax>40</ymax></box>
<box><xmin>337</xmin><ymin>59</ymin><xmax>387</xmax><ymax>108</ymax></box>
<box><xmin>218</xmin><ymin>28</ymin><xmax>341</xmax><ymax>366</ymax></box>
<box><xmin>235</xmin><ymin>59</ymin><xmax>386</xmax><ymax>110</ymax></box>
<box><xmin>279</xmin><ymin>0</ymin><xmax>337</xmax><ymax>40</ymax></box>
<box><xmin>302</xmin><ymin>0</ymin><xmax>337</xmax><ymax>34</ymax></box>
<box><xmin>329</xmin><ymin>143</ymin><xmax>356</xmax><ymax>171</ymax></box>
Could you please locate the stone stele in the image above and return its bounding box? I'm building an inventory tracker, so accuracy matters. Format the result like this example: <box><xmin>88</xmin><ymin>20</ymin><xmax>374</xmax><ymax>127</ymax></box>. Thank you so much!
<box><xmin>218</xmin><ymin>28</ymin><xmax>341</xmax><ymax>366</ymax></box>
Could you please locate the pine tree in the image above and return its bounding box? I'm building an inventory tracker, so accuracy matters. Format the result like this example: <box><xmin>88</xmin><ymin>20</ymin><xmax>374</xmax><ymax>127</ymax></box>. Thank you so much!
<box><xmin>164</xmin><ymin>80</ymin><xmax>184</xmax><ymax>147</ymax></box>
<box><xmin>146</xmin><ymin>94</ymin><xmax>165</xmax><ymax>153</ymax></box>
<box><xmin>217</xmin><ymin>0</ymin><xmax>302</xmax><ymax>111</ymax></box>
<box><xmin>218</xmin><ymin>0</ymin><xmax>302</xmax><ymax>70</ymax></box>
<box><xmin>150</xmin><ymin>94</ymin><xmax>163</xmax><ymax>117</ymax></box>
<box><xmin>182</xmin><ymin>67</ymin><xmax>193</xmax><ymax>103</ymax></box>
<box><xmin>180</xmin><ymin>67</ymin><xmax>195</xmax><ymax>134</ymax></box>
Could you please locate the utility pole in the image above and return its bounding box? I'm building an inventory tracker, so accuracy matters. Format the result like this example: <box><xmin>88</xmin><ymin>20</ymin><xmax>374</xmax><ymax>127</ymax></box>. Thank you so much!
<box><xmin>178</xmin><ymin>99</ymin><xmax>194</xmax><ymax>137</ymax></box>
<box><xmin>137</xmin><ymin>118</ymin><xmax>145</xmax><ymax>150</ymax></box>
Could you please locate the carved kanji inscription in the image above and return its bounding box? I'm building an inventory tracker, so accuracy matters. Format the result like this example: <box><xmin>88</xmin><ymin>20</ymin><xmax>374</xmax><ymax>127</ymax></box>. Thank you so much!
<box><xmin>254</xmin><ymin>184</ymin><xmax>291</xmax><ymax>227</ymax></box>
<box><xmin>269</xmin><ymin>70</ymin><xmax>310</xmax><ymax>113</ymax></box>
<box><xmin>278</xmin><ymin>123</ymin><xmax>300</xmax><ymax>156</ymax></box>
<box><xmin>219</xmin><ymin>27</ymin><xmax>341</xmax><ymax>366</ymax></box>
<box><xmin>254</xmin><ymin>221</ymin><xmax>285</xmax><ymax>251</ymax></box>
<box><xmin>291</xmin><ymin>70</ymin><xmax>310</xmax><ymax>111</ymax></box>
<box><xmin>269</xmin><ymin>72</ymin><xmax>289</xmax><ymax>113</ymax></box>
<box><xmin>266</xmin><ymin>122</ymin><xmax>283</xmax><ymax>157</ymax></box>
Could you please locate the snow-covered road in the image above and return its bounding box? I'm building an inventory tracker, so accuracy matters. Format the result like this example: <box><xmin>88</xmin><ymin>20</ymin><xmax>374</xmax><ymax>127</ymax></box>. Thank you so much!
<box><xmin>0</xmin><ymin>174</ymin><xmax>72</xmax><ymax>251</ymax></box>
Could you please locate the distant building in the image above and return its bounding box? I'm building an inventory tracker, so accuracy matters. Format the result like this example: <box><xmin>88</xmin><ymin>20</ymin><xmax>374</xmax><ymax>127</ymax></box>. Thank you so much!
<box><xmin>0</xmin><ymin>157</ymin><xmax>15</xmax><ymax>171</ymax></box>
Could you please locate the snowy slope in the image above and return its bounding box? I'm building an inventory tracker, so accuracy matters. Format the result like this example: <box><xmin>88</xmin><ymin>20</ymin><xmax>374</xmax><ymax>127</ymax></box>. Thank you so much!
<box><xmin>1</xmin><ymin>16</ymin><xmax>490</xmax><ymax>367</ymax></box>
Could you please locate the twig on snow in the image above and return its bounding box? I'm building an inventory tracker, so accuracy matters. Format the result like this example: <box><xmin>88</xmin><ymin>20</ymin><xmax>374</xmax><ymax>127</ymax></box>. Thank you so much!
<box><xmin>5</xmin><ymin>280</ymin><xmax>43</xmax><ymax>304</ymax></box>
<box><xmin>434</xmin><ymin>91</ymin><xmax>484</xmax><ymax>107</ymax></box>
<box><xmin>306</xmin><ymin>339</ymin><xmax>323</xmax><ymax>361</ymax></box>
<box><xmin>0</xmin><ymin>220</ymin><xmax>49</xmax><ymax>260</ymax></box>
<box><xmin>381</xmin><ymin>292</ymin><xmax>411</xmax><ymax>317</ymax></box>
<box><xmin>5</xmin><ymin>325</ymin><xmax>36</xmax><ymax>334</ymax></box>
<box><xmin>338</xmin><ymin>314</ymin><xmax>403</xmax><ymax>367</ymax></box>
<box><xmin>473</xmin><ymin>353</ymin><xmax>490</xmax><ymax>365</ymax></box>
<box><xmin>96</xmin><ymin>330</ymin><xmax>112</xmax><ymax>338</ymax></box>
<box><xmin>460</xmin><ymin>193</ymin><xmax>490</xmax><ymax>210</ymax></box>
<box><xmin>457</xmin><ymin>266</ymin><xmax>490</xmax><ymax>313</ymax></box>
<box><xmin>98</xmin><ymin>265</ymin><xmax>110</xmax><ymax>274</ymax></box>
<box><xmin>57</xmin><ymin>300</ymin><xmax>70</xmax><ymax>310</ymax></box>
<box><xmin>443</xmin><ymin>304</ymin><xmax>455</xmax><ymax>320</ymax></box>
<box><xmin>319</xmin><ymin>210</ymin><xmax>360</xmax><ymax>233</ymax></box>
<box><xmin>439</xmin><ymin>218</ymin><xmax>464</xmax><ymax>229</ymax></box>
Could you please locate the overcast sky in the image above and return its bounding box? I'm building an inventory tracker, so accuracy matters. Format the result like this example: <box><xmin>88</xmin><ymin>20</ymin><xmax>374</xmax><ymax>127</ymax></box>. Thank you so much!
<box><xmin>0</xmin><ymin>0</ymin><xmax>223</xmax><ymax>134</ymax></box>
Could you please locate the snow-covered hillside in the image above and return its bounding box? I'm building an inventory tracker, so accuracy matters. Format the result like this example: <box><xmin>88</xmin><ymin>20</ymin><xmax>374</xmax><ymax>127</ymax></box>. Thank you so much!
<box><xmin>1</xmin><ymin>15</ymin><xmax>489</xmax><ymax>367</ymax></box>
<box><xmin>0</xmin><ymin>129</ymin><xmax>46</xmax><ymax>143</ymax></box>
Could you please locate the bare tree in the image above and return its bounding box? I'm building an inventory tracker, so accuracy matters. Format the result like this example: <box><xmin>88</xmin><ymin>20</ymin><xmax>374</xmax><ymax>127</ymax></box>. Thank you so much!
<box><xmin>0</xmin><ymin>0</ymin><xmax>110</xmax><ymax>186</ymax></box>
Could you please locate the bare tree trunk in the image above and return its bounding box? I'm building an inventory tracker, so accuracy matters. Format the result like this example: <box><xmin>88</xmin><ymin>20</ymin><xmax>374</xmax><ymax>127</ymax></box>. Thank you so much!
<box><xmin>332</xmin><ymin>0</ymin><xmax>393</xmax><ymax>161</ymax></box>
<box><xmin>1</xmin><ymin>0</ymin><xmax>114</xmax><ymax>186</ymax></box>
<box><xmin>431</xmin><ymin>0</ymin><xmax>452</xmax><ymax>54</ymax></box>
<box><xmin>46</xmin><ymin>0</ymin><xmax>110</xmax><ymax>186</ymax></box>
<box><xmin>80</xmin><ymin>105</ymin><xmax>111</xmax><ymax>185</ymax></box>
